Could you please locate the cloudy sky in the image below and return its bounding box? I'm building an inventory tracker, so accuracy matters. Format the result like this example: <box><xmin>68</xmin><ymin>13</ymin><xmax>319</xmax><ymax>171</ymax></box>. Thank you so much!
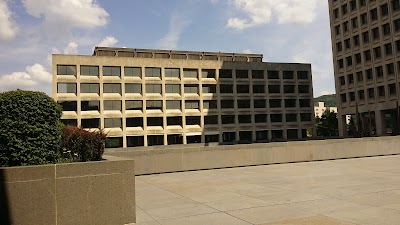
<box><xmin>0</xmin><ymin>0</ymin><xmax>334</xmax><ymax>96</ymax></box>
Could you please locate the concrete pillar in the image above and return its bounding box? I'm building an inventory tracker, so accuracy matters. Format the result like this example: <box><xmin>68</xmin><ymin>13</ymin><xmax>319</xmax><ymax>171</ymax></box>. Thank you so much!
<box><xmin>339</xmin><ymin>114</ymin><xmax>348</xmax><ymax>137</ymax></box>
<box><xmin>376</xmin><ymin>110</ymin><xmax>386</xmax><ymax>136</ymax></box>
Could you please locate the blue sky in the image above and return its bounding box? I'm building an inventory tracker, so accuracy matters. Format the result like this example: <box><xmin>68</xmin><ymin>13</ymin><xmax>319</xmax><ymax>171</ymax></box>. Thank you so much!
<box><xmin>0</xmin><ymin>0</ymin><xmax>334</xmax><ymax>96</ymax></box>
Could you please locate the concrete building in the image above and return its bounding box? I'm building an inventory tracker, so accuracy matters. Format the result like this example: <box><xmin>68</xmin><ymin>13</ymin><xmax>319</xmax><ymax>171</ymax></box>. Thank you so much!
<box><xmin>53</xmin><ymin>47</ymin><xmax>315</xmax><ymax>148</ymax></box>
<box><xmin>328</xmin><ymin>0</ymin><xmax>400</xmax><ymax>137</ymax></box>
<box><xmin>314</xmin><ymin>101</ymin><xmax>338</xmax><ymax>117</ymax></box>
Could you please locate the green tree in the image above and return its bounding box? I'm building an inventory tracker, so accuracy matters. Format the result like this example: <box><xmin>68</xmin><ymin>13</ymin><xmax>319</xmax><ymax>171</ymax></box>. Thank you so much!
<box><xmin>347</xmin><ymin>116</ymin><xmax>358</xmax><ymax>137</ymax></box>
<box><xmin>0</xmin><ymin>90</ymin><xmax>63</xmax><ymax>167</ymax></box>
<box><xmin>316</xmin><ymin>110</ymin><xmax>339</xmax><ymax>137</ymax></box>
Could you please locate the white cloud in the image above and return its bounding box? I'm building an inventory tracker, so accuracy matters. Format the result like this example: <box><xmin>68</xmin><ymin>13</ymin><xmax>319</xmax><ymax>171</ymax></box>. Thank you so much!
<box><xmin>97</xmin><ymin>36</ymin><xmax>118</xmax><ymax>47</ymax></box>
<box><xmin>22</xmin><ymin>0</ymin><xmax>108</xmax><ymax>29</ymax></box>
<box><xmin>226</xmin><ymin>0</ymin><xmax>319</xmax><ymax>30</ymax></box>
<box><xmin>63</xmin><ymin>42</ymin><xmax>78</xmax><ymax>54</ymax></box>
<box><xmin>243</xmin><ymin>49</ymin><xmax>253</xmax><ymax>54</ymax></box>
<box><xmin>0</xmin><ymin>64</ymin><xmax>52</xmax><ymax>94</ymax></box>
<box><xmin>158</xmin><ymin>14</ymin><xmax>190</xmax><ymax>49</ymax></box>
<box><xmin>0</xmin><ymin>0</ymin><xmax>18</xmax><ymax>40</ymax></box>
<box><xmin>321</xmin><ymin>91</ymin><xmax>334</xmax><ymax>96</ymax></box>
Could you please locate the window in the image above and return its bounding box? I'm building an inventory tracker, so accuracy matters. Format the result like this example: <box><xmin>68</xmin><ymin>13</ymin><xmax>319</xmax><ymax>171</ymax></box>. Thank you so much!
<box><xmin>346</xmin><ymin>56</ymin><xmax>353</xmax><ymax>66</ymax></box>
<box><xmin>57</xmin><ymin>83</ymin><xmax>76</xmax><ymax>94</ymax></box>
<box><xmin>204</xmin><ymin>115</ymin><xmax>218</xmax><ymax>125</ymax></box>
<box><xmin>375</xmin><ymin>66</ymin><xmax>384</xmax><ymax>78</ymax></box>
<box><xmin>147</xmin><ymin>135</ymin><xmax>164</xmax><ymax>146</ymax></box>
<box><xmin>370</xmin><ymin>8</ymin><xmax>378</xmax><ymax>21</ymax></box>
<box><xmin>336</xmin><ymin>42</ymin><xmax>343</xmax><ymax>52</ymax></box>
<box><xmin>341</xmin><ymin>93</ymin><xmax>347</xmax><ymax>103</ymax></box>
<box><xmin>356</xmin><ymin>71</ymin><xmax>363</xmax><ymax>82</ymax></box>
<box><xmin>298</xmin><ymin>85</ymin><xmax>309</xmax><ymax>94</ymax></box>
<box><xmin>238</xmin><ymin>115</ymin><xmax>251</xmax><ymax>124</ymax></box>
<box><xmin>126</xmin><ymin>100</ymin><xmax>142</xmax><ymax>110</ymax></box>
<box><xmin>284</xmin><ymin>85</ymin><xmax>295</xmax><ymax>93</ymax></box>
<box><xmin>252</xmin><ymin>70</ymin><xmax>264</xmax><ymax>79</ymax></box>
<box><xmin>184</xmin><ymin>85</ymin><xmax>198</xmax><ymax>94</ymax></box>
<box><xmin>81</xmin><ymin>101</ymin><xmax>100</xmax><ymax>111</ymax></box>
<box><xmin>389</xmin><ymin>83</ymin><xmax>397</xmax><ymax>95</ymax></box>
<box><xmin>203</xmin><ymin>100</ymin><xmax>217</xmax><ymax>109</ymax></box>
<box><xmin>222</xmin><ymin>115</ymin><xmax>235</xmax><ymax>124</ymax></box>
<box><xmin>358</xmin><ymin>90</ymin><xmax>365</xmax><ymax>100</ymax></box>
<box><xmin>285</xmin><ymin>99</ymin><xmax>296</xmax><ymax>108</ymax></box>
<box><xmin>387</xmin><ymin>63</ymin><xmax>394</xmax><ymax>75</ymax></box>
<box><xmin>125</xmin><ymin>83</ymin><xmax>141</xmax><ymax>94</ymax></box>
<box><xmin>334</xmin><ymin>8</ymin><xmax>339</xmax><ymax>19</ymax></box>
<box><xmin>185</xmin><ymin>100</ymin><xmax>199</xmax><ymax>109</ymax></box>
<box><xmin>202</xmin><ymin>85</ymin><xmax>216</xmax><ymax>93</ymax></box>
<box><xmin>267</xmin><ymin>70</ymin><xmax>279</xmax><ymax>79</ymax></box>
<box><xmin>220</xmin><ymin>100</ymin><xmax>234</xmax><ymax>109</ymax></box>
<box><xmin>183</xmin><ymin>69</ymin><xmax>198</xmax><ymax>78</ymax></box>
<box><xmin>167</xmin><ymin>117</ymin><xmax>182</xmax><ymax>126</ymax></box>
<box><xmin>269</xmin><ymin>85</ymin><xmax>280</xmax><ymax>93</ymax></box>
<box><xmin>372</xmin><ymin>27</ymin><xmax>379</xmax><ymax>40</ymax></box>
<box><xmin>219</xmin><ymin>69</ymin><xmax>232</xmax><ymax>78</ymax></box>
<box><xmin>283</xmin><ymin>71</ymin><xmax>294</xmax><ymax>79</ymax></box>
<box><xmin>220</xmin><ymin>84</ymin><xmax>233</xmax><ymax>93</ymax></box>
<box><xmin>381</xmin><ymin>3</ymin><xmax>389</xmax><ymax>16</ymax></box>
<box><xmin>368</xmin><ymin>88</ymin><xmax>375</xmax><ymax>98</ymax></box>
<box><xmin>166</xmin><ymin>100</ymin><xmax>181</xmax><ymax>110</ymax></box>
<box><xmin>335</xmin><ymin>25</ymin><xmax>340</xmax><ymax>35</ymax></box>
<box><xmin>394</xmin><ymin>19</ymin><xmax>400</xmax><ymax>32</ymax></box>
<box><xmin>299</xmin><ymin>99</ymin><xmax>310</xmax><ymax>107</ymax></box>
<box><xmin>254</xmin><ymin>99</ymin><xmax>266</xmax><ymax>108</ymax></box>
<box><xmin>103</xmin><ymin>66</ymin><xmax>120</xmax><ymax>76</ymax></box>
<box><xmin>349</xmin><ymin>92</ymin><xmax>356</xmax><ymax>101</ymax></box>
<box><xmin>298</xmin><ymin>71</ymin><xmax>308</xmax><ymax>80</ymax></box>
<box><xmin>345</xmin><ymin>39</ymin><xmax>351</xmax><ymax>49</ymax></box>
<box><xmin>374</xmin><ymin>47</ymin><xmax>381</xmax><ymax>59</ymax></box>
<box><xmin>146</xmin><ymin>84</ymin><xmax>162</xmax><ymax>94</ymax></box>
<box><xmin>362</xmin><ymin>31</ymin><xmax>369</xmax><ymax>43</ymax></box>
<box><xmin>353</xmin><ymin>35</ymin><xmax>360</xmax><ymax>46</ymax></box>
<box><xmin>378</xmin><ymin>86</ymin><xmax>385</xmax><ymax>97</ymax></box>
<box><xmin>165</xmin><ymin>68</ymin><xmax>180</xmax><ymax>78</ymax></box>
<box><xmin>253</xmin><ymin>85</ymin><xmax>265</xmax><ymax>93</ymax></box>
<box><xmin>364</xmin><ymin>50</ymin><xmax>371</xmax><ymax>61</ymax></box>
<box><xmin>350</xmin><ymin>0</ymin><xmax>357</xmax><ymax>11</ymax></box>
<box><xmin>342</xmin><ymin>4</ymin><xmax>348</xmax><ymax>15</ymax></box>
<box><xmin>104</xmin><ymin>100</ymin><xmax>122</xmax><ymax>111</ymax></box>
<box><xmin>393</xmin><ymin>0</ymin><xmax>400</xmax><ymax>11</ymax></box>
<box><xmin>104</xmin><ymin>118</ymin><xmax>122</xmax><ymax>128</ymax></box>
<box><xmin>237</xmin><ymin>85</ymin><xmax>249</xmax><ymax>93</ymax></box>
<box><xmin>236</xmin><ymin>70</ymin><xmax>248</xmax><ymax>78</ymax></box>
<box><xmin>397</xmin><ymin>40</ymin><xmax>400</xmax><ymax>52</ymax></box>
<box><xmin>81</xmin><ymin>118</ymin><xmax>100</xmax><ymax>128</ymax></box>
<box><xmin>255</xmin><ymin>114</ymin><xmax>267</xmax><ymax>123</ymax></box>
<box><xmin>57</xmin><ymin>65</ymin><xmax>76</xmax><ymax>75</ymax></box>
<box><xmin>383</xmin><ymin>23</ymin><xmax>391</xmax><ymax>36</ymax></box>
<box><xmin>366</xmin><ymin>68</ymin><xmax>373</xmax><ymax>80</ymax></box>
<box><xmin>146</xmin><ymin>101</ymin><xmax>162</xmax><ymax>110</ymax></box>
<box><xmin>343</xmin><ymin>21</ymin><xmax>349</xmax><ymax>32</ymax></box>
<box><xmin>202</xmin><ymin>69</ymin><xmax>216</xmax><ymax>78</ymax></box>
<box><xmin>80</xmin><ymin>66</ymin><xmax>99</xmax><ymax>76</ymax></box>
<box><xmin>205</xmin><ymin>134</ymin><xmax>219</xmax><ymax>143</ymax></box>
<box><xmin>58</xmin><ymin>101</ymin><xmax>77</xmax><ymax>111</ymax></box>
<box><xmin>61</xmin><ymin>119</ymin><xmax>77</xmax><ymax>126</ymax></box>
<box><xmin>351</xmin><ymin>17</ymin><xmax>358</xmax><ymax>29</ymax></box>
<box><xmin>270</xmin><ymin>114</ymin><xmax>283</xmax><ymax>123</ymax></box>
<box><xmin>355</xmin><ymin>53</ymin><xmax>362</xmax><ymax>64</ymax></box>
<box><xmin>165</xmin><ymin>84</ymin><xmax>180</xmax><ymax>94</ymax></box>
<box><xmin>223</xmin><ymin>132</ymin><xmax>236</xmax><ymax>142</ymax></box>
<box><xmin>339</xmin><ymin>76</ymin><xmax>346</xmax><ymax>86</ymax></box>
<box><xmin>359</xmin><ymin>0</ymin><xmax>366</xmax><ymax>7</ymax></box>
<box><xmin>269</xmin><ymin>99</ymin><xmax>281</xmax><ymax>108</ymax></box>
<box><xmin>103</xmin><ymin>83</ymin><xmax>121</xmax><ymax>94</ymax></box>
<box><xmin>338</xmin><ymin>59</ymin><xmax>344</xmax><ymax>68</ymax></box>
<box><xmin>385</xmin><ymin>43</ymin><xmax>393</xmax><ymax>55</ymax></box>
<box><xmin>126</xmin><ymin>117</ymin><xmax>143</xmax><ymax>127</ymax></box>
<box><xmin>286</xmin><ymin>114</ymin><xmax>297</xmax><ymax>122</ymax></box>
<box><xmin>124</xmin><ymin>67</ymin><xmax>141</xmax><ymax>77</ymax></box>
<box><xmin>186</xmin><ymin>116</ymin><xmax>201</xmax><ymax>126</ymax></box>
<box><xmin>361</xmin><ymin>13</ymin><xmax>368</xmax><ymax>25</ymax></box>
<box><xmin>105</xmin><ymin>137</ymin><xmax>123</xmax><ymax>148</ymax></box>
<box><xmin>127</xmin><ymin>136</ymin><xmax>144</xmax><ymax>147</ymax></box>
<box><xmin>147</xmin><ymin>117</ymin><xmax>163</xmax><ymax>126</ymax></box>
<box><xmin>80</xmin><ymin>83</ymin><xmax>99</xmax><ymax>94</ymax></box>
<box><xmin>145</xmin><ymin>67</ymin><xmax>161</xmax><ymax>78</ymax></box>
<box><xmin>300</xmin><ymin>113</ymin><xmax>312</xmax><ymax>122</ymax></box>
<box><xmin>237</xmin><ymin>100</ymin><xmax>250</xmax><ymax>108</ymax></box>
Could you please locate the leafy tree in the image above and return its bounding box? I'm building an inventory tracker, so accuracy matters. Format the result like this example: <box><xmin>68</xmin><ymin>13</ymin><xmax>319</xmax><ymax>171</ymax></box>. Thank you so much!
<box><xmin>316</xmin><ymin>110</ymin><xmax>339</xmax><ymax>137</ymax></box>
<box><xmin>314</xmin><ymin>94</ymin><xmax>336</xmax><ymax>107</ymax></box>
<box><xmin>0</xmin><ymin>90</ymin><xmax>63</xmax><ymax>167</ymax></box>
<box><xmin>347</xmin><ymin>116</ymin><xmax>358</xmax><ymax>137</ymax></box>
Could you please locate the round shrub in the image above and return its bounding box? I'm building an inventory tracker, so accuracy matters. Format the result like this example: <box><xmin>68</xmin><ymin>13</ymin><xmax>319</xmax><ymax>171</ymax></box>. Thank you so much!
<box><xmin>0</xmin><ymin>90</ymin><xmax>63</xmax><ymax>167</ymax></box>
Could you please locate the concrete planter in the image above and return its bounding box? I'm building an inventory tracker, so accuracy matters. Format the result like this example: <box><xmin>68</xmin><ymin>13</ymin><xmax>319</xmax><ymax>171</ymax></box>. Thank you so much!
<box><xmin>0</xmin><ymin>159</ymin><xmax>135</xmax><ymax>225</ymax></box>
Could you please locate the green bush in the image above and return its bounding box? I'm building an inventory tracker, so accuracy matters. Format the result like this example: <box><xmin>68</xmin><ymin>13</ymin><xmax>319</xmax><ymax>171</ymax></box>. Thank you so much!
<box><xmin>0</xmin><ymin>90</ymin><xmax>63</xmax><ymax>167</ymax></box>
<box><xmin>61</xmin><ymin>126</ymin><xmax>106</xmax><ymax>162</ymax></box>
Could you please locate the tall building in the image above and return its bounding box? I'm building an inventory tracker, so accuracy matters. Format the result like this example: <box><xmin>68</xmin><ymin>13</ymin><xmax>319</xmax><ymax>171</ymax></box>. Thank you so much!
<box><xmin>53</xmin><ymin>47</ymin><xmax>315</xmax><ymax>148</ymax></box>
<box><xmin>329</xmin><ymin>0</ymin><xmax>400</xmax><ymax>136</ymax></box>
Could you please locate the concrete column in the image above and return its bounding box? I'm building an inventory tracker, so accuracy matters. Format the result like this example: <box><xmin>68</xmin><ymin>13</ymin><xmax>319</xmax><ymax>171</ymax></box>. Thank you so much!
<box><xmin>376</xmin><ymin>110</ymin><xmax>386</xmax><ymax>136</ymax></box>
<box><xmin>338</xmin><ymin>113</ymin><xmax>346</xmax><ymax>137</ymax></box>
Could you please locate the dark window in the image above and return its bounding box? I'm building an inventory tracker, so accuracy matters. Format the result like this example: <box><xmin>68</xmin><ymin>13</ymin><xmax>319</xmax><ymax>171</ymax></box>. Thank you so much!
<box><xmin>383</xmin><ymin>23</ymin><xmax>391</xmax><ymax>36</ymax></box>
<box><xmin>343</xmin><ymin>21</ymin><xmax>349</xmax><ymax>32</ymax></box>
<box><xmin>57</xmin><ymin>65</ymin><xmax>76</xmax><ymax>75</ymax></box>
<box><xmin>185</xmin><ymin>100</ymin><xmax>199</xmax><ymax>109</ymax></box>
<box><xmin>346</xmin><ymin>56</ymin><xmax>353</xmax><ymax>66</ymax></box>
<box><xmin>61</xmin><ymin>119</ymin><xmax>77</xmax><ymax>126</ymax></box>
<box><xmin>368</xmin><ymin>88</ymin><xmax>375</xmax><ymax>98</ymax></box>
<box><xmin>351</xmin><ymin>17</ymin><xmax>358</xmax><ymax>29</ymax></box>
<box><xmin>335</xmin><ymin>25</ymin><xmax>340</xmax><ymax>35</ymax></box>
<box><xmin>269</xmin><ymin>85</ymin><xmax>280</xmax><ymax>93</ymax></box>
<box><xmin>221</xmin><ymin>100</ymin><xmax>234</xmax><ymax>109</ymax></box>
<box><xmin>372</xmin><ymin>27</ymin><xmax>379</xmax><ymax>40</ymax></box>
<box><xmin>127</xmin><ymin>136</ymin><xmax>144</xmax><ymax>147</ymax></box>
<box><xmin>336</xmin><ymin>42</ymin><xmax>343</xmax><ymax>52</ymax></box>
<box><xmin>271</xmin><ymin>130</ymin><xmax>283</xmax><ymax>140</ymax></box>
<box><xmin>202</xmin><ymin>84</ymin><xmax>216</xmax><ymax>94</ymax></box>
<box><xmin>373</xmin><ymin>47</ymin><xmax>381</xmax><ymax>59</ymax></box>
<box><xmin>165</xmin><ymin>68</ymin><xmax>180</xmax><ymax>78</ymax></box>
<box><xmin>353</xmin><ymin>35</ymin><xmax>360</xmax><ymax>46</ymax></box>
<box><xmin>396</xmin><ymin>40</ymin><xmax>400</xmax><ymax>52</ymax></box>
<box><xmin>342</xmin><ymin>3</ymin><xmax>348</xmax><ymax>15</ymax></box>
<box><xmin>359</xmin><ymin>0</ymin><xmax>366</xmax><ymax>7</ymax></box>
<box><xmin>269</xmin><ymin>99</ymin><xmax>281</xmax><ymax>108</ymax></box>
<box><xmin>237</xmin><ymin>85</ymin><xmax>249</xmax><ymax>93</ymax></box>
<box><xmin>286</xmin><ymin>114</ymin><xmax>297</xmax><ymax>122</ymax></box>
<box><xmin>393</xmin><ymin>0</ymin><xmax>400</xmax><ymax>11</ymax></box>
<box><xmin>366</xmin><ymin>68</ymin><xmax>373</xmax><ymax>80</ymax></box>
<box><xmin>58</xmin><ymin>101</ymin><xmax>77</xmax><ymax>111</ymax></box>
<box><xmin>167</xmin><ymin>135</ymin><xmax>183</xmax><ymax>145</ymax></box>
<box><xmin>394</xmin><ymin>19</ymin><xmax>400</xmax><ymax>32</ymax></box>
<box><xmin>349</xmin><ymin>92</ymin><xmax>356</xmax><ymax>101</ymax></box>
<box><xmin>300</xmin><ymin>113</ymin><xmax>312</xmax><ymax>122</ymax></box>
<box><xmin>252</xmin><ymin>70</ymin><xmax>264</xmax><ymax>79</ymax></box>
<box><xmin>285</xmin><ymin>99</ymin><xmax>296</xmax><ymax>108</ymax></box>
<box><xmin>385</xmin><ymin>43</ymin><xmax>393</xmax><ymax>55</ymax></box>
<box><xmin>267</xmin><ymin>70</ymin><xmax>279</xmax><ymax>79</ymax></box>
<box><xmin>362</xmin><ymin>31</ymin><xmax>369</xmax><ymax>43</ymax></box>
<box><xmin>80</xmin><ymin>83</ymin><xmax>99</xmax><ymax>94</ymax></box>
<box><xmin>81</xmin><ymin>100</ymin><xmax>100</xmax><ymax>111</ymax></box>
<box><xmin>186</xmin><ymin>116</ymin><xmax>200</xmax><ymax>126</ymax></box>
<box><xmin>146</xmin><ymin>84</ymin><xmax>162</xmax><ymax>94</ymax></box>
<box><xmin>376</xmin><ymin>66</ymin><xmax>384</xmax><ymax>78</ymax></box>
<box><xmin>104</xmin><ymin>118</ymin><xmax>122</xmax><ymax>128</ymax></box>
<box><xmin>204</xmin><ymin>115</ymin><xmax>218</xmax><ymax>125</ymax></box>
<box><xmin>340</xmin><ymin>76</ymin><xmax>346</xmax><ymax>86</ymax></box>
<box><xmin>126</xmin><ymin>117</ymin><xmax>143</xmax><ymax>127</ymax></box>
<box><xmin>220</xmin><ymin>84</ymin><xmax>233</xmax><ymax>93</ymax></box>
<box><xmin>255</xmin><ymin>114</ymin><xmax>267</xmax><ymax>123</ymax></box>
<box><xmin>103</xmin><ymin>66</ymin><xmax>121</xmax><ymax>76</ymax></box>
<box><xmin>299</xmin><ymin>99</ymin><xmax>311</xmax><ymax>107</ymax></box>
<box><xmin>364</xmin><ymin>50</ymin><xmax>371</xmax><ymax>61</ymax></box>
<box><xmin>57</xmin><ymin>83</ymin><xmax>76</xmax><ymax>94</ymax></box>
<box><xmin>125</xmin><ymin>83</ymin><xmax>142</xmax><ymax>94</ymax></box>
<box><xmin>358</xmin><ymin>90</ymin><xmax>365</xmax><ymax>100</ymax></box>
<box><xmin>338</xmin><ymin>59</ymin><xmax>344</xmax><ymax>68</ymax></box>
<box><xmin>287</xmin><ymin>129</ymin><xmax>298</xmax><ymax>139</ymax></box>
<box><xmin>387</xmin><ymin>63</ymin><xmax>394</xmax><ymax>75</ymax></box>
<box><xmin>148</xmin><ymin>135</ymin><xmax>164</xmax><ymax>146</ymax></box>
<box><xmin>219</xmin><ymin>69</ymin><xmax>232</xmax><ymax>78</ymax></box>
<box><xmin>378</xmin><ymin>86</ymin><xmax>385</xmax><ymax>97</ymax></box>
<box><xmin>361</xmin><ymin>13</ymin><xmax>368</xmax><ymax>24</ymax></box>
<box><xmin>103</xmin><ymin>83</ymin><xmax>121</xmax><ymax>94</ymax></box>
<box><xmin>222</xmin><ymin>115</ymin><xmax>235</xmax><ymax>124</ymax></box>
<box><xmin>341</xmin><ymin>93</ymin><xmax>347</xmax><ymax>103</ymax></box>
<box><xmin>205</xmin><ymin>135</ymin><xmax>219</xmax><ymax>143</ymax></box>
<box><xmin>298</xmin><ymin>71</ymin><xmax>308</xmax><ymax>80</ymax></box>
<box><xmin>284</xmin><ymin>85</ymin><xmax>295</xmax><ymax>93</ymax></box>
<box><xmin>253</xmin><ymin>85</ymin><xmax>265</xmax><ymax>93</ymax></box>
<box><xmin>256</xmin><ymin>131</ymin><xmax>268</xmax><ymax>141</ymax></box>
<box><xmin>389</xmin><ymin>83</ymin><xmax>397</xmax><ymax>95</ymax></box>
<box><xmin>254</xmin><ymin>99</ymin><xmax>266</xmax><ymax>108</ymax></box>
<box><xmin>334</xmin><ymin>8</ymin><xmax>339</xmax><ymax>19</ymax></box>
<box><xmin>239</xmin><ymin>131</ymin><xmax>252</xmax><ymax>142</ymax></box>
<box><xmin>202</xmin><ymin>69</ymin><xmax>216</xmax><ymax>78</ymax></box>
<box><xmin>270</xmin><ymin>114</ymin><xmax>283</xmax><ymax>123</ymax></box>
<box><xmin>126</xmin><ymin>100</ymin><xmax>142</xmax><ymax>110</ymax></box>
<box><xmin>370</xmin><ymin>8</ymin><xmax>378</xmax><ymax>21</ymax></box>
<box><xmin>237</xmin><ymin>100</ymin><xmax>250</xmax><ymax>108</ymax></box>
<box><xmin>381</xmin><ymin>3</ymin><xmax>389</xmax><ymax>16</ymax></box>
<box><xmin>80</xmin><ymin>66</ymin><xmax>99</xmax><ymax>76</ymax></box>
<box><xmin>298</xmin><ymin>85</ymin><xmax>309</xmax><ymax>94</ymax></box>
<box><xmin>203</xmin><ymin>100</ymin><xmax>217</xmax><ymax>109</ymax></box>
<box><xmin>236</xmin><ymin>70</ymin><xmax>248</xmax><ymax>78</ymax></box>
<box><xmin>345</xmin><ymin>39</ymin><xmax>351</xmax><ymax>49</ymax></box>
<box><xmin>104</xmin><ymin>100</ymin><xmax>122</xmax><ymax>111</ymax></box>
<box><xmin>238</xmin><ymin>115</ymin><xmax>251</xmax><ymax>124</ymax></box>
<box><xmin>350</xmin><ymin>0</ymin><xmax>357</xmax><ymax>11</ymax></box>
<box><xmin>355</xmin><ymin>53</ymin><xmax>362</xmax><ymax>64</ymax></box>
<box><xmin>348</xmin><ymin>74</ymin><xmax>354</xmax><ymax>84</ymax></box>
<box><xmin>357</xmin><ymin>71</ymin><xmax>363</xmax><ymax>82</ymax></box>
<box><xmin>124</xmin><ymin>67</ymin><xmax>141</xmax><ymax>77</ymax></box>
<box><xmin>145</xmin><ymin>67</ymin><xmax>161</xmax><ymax>78</ymax></box>
<box><xmin>147</xmin><ymin>117</ymin><xmax>163</xmax><ymax>126</ymax></box>
<box><xmin>223</xmin><ymin>132</ymin><xmax>236</xmax><ymax>142</ymax></box>
<box><xmin>146</xmin><ymin>101</ymin><xmax>162</xmax><ymax>110</ymax></box>
<box><xmin>105</xmin><ymin>137</ymin><xmax>123</xmax><ymax>148</ymax></box>
<box><xmin>283</xmin><ymin>71</ymin><xmax>294</xmax><ymax>79</ymax></box>
<box><xmin>81</xmin><ymin>118</ymin><xmax>100</xmax><ymax>128</ymax></box>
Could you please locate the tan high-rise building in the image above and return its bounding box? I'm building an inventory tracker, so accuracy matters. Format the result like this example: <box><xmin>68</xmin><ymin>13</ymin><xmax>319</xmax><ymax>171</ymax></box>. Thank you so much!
<box><xmin>53</xmin><ymin>47</ymin><xmax>315</xmax><ymax>148</ymax></box>
<box><xmin>329</xmin><ymin>0</ymin><xmax>400</xmax><ymax>136</ymax></box>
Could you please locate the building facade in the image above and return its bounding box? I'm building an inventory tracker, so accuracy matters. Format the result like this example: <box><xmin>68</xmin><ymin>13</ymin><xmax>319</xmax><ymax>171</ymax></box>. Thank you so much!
<box><xmin>314</xmin><ymin>101</ymin><xmax>338</xmax><ymax>117</ymax></box>
<box><xmin>329</xmin><ymin>0</ymin><xmax>400</xmax><ymax>136</ymax></box>
<box><xmin>53</xmin><ymin>47</ymin><xmax>315</xmax><ymax>148</ymax></box>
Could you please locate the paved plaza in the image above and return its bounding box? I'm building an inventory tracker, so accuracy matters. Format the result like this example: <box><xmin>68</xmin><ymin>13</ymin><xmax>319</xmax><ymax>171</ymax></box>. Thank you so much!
<box><xmin>134</xmin><ymin>155</ymin><xmax>400</xmax><ymax>225</ymax></box>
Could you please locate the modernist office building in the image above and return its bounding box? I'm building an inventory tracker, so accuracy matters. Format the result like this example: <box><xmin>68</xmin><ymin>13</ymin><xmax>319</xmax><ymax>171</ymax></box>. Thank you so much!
<box><xmin>329</xmin><ymin>0</ymin><xmax>400</xmax><ymax>136</ymax></box>
<box><xmin>53</xmin><ymin>47</ymin><xmax>315</xmax><ymax>148</ymax></box>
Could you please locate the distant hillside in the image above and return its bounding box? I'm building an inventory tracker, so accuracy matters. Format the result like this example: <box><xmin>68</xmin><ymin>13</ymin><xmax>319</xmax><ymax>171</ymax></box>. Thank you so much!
<box><xmin>314</xmin><ymin>94</ymin><xmax>336</xmax><ymax>107</ymax></box>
